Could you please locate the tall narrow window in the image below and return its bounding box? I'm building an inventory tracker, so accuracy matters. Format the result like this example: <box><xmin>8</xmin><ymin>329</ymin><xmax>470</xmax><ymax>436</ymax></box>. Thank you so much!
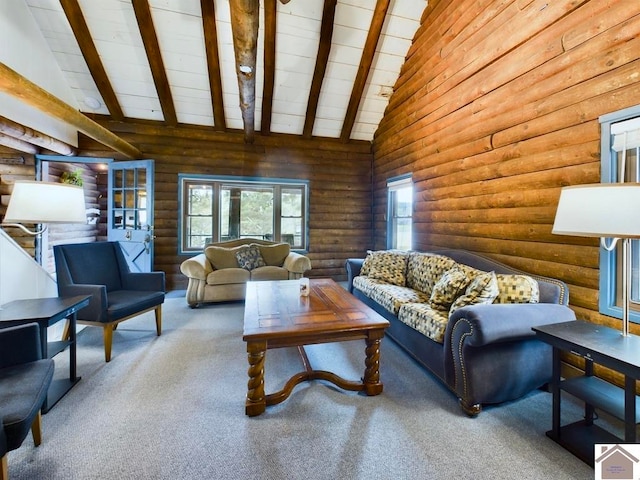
<box><xmin>599</xmin><ymin>107</ymin><xmax>640</xmax><ymax>322</ymax></box>
<box><xmin>387</xmin><ymin>175</ymin><xmax>413</xmax><ymax>250</ymax></box>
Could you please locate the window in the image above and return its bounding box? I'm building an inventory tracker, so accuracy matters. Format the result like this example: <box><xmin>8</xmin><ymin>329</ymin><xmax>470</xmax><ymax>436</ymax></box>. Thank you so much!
<box><xmin>179</xmin><ymin>175</ymin><xmax>308</xmax><ymax>253</ymax></box>
<box><xmin>599</xmin><ymin>106</ymin><xmax>640</xmax><ymax>322</ymax></box>
<box><xmin>387</xmin><ymin>175</ymin><xmax>413</xmax><ymax>250</ymax></box>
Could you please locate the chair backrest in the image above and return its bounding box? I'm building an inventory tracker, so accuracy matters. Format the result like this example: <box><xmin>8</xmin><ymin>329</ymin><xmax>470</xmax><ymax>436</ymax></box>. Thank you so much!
<box><xmin>54</xmin><ymin>242</ymin><xmax>127</xmax><ymax>292</ymax></box>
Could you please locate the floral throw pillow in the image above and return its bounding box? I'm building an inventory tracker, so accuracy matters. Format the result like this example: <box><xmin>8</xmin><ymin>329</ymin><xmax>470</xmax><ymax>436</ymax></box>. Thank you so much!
<box><xmin>235</xmin><ymin>246</ymin><xmax>266</xmax><ymax>271</ymax></box>
<box><xmin>429</xmin><ymin>266</ymin><xmax>472</xmax><ymax>312</ymax></box>
<box><xmin>449</xmin><ymin>271</ymin><xmax>499</xmax><ymax>315</ymax></box>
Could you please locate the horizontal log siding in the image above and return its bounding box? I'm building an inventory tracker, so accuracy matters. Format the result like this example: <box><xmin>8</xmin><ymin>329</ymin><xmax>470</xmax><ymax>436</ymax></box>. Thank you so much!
<box><xmin>373</xmin><ymin>0</ymin><xmax>640</xmax><ymax>386</ymax></box>
<box><xmin>77</xmin><ymin>120</ymin><xmax>373</xmax><ymax>290</ymax></box>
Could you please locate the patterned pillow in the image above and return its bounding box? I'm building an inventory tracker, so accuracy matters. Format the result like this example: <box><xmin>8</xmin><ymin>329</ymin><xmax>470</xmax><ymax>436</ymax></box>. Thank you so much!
<box><xmin>495</xmin><ymin>274</ymin><xmax>539</xmax><ymax>304</ymax></box>
<box><xmin>429</xmin><ymin>266</ymin><xmax>472</xmax><ymax>312</ymax></box>
<box><xmin>235</xmin><ymin>245</ymin><xmax>266</xmax><ymax>270</ymax></box>
<box><xmin>406</xmin><ymin>253</ymin><xmax>456</xmax><ymax>295</ymax></box>
<box><xmin>360</xmin><ymin>250</ymin><xmax>408</xmax><ymax>286</ymax></box>
<box><xmin>450</xmin><ymin>271</ymin><xmax>499</xmax><ymax>314</ymax></box>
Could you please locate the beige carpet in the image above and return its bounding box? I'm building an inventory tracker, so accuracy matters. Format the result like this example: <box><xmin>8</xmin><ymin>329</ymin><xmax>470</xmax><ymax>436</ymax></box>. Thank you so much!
<box><xmin>6</xmin><ymin>295</ymin><xmax>594</xmax><ymax>479</ymax></box>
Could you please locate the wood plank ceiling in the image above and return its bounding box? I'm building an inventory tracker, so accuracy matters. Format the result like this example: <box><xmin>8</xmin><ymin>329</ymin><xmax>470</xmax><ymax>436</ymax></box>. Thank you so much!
<box><xmin>16</xmin><ymin>0</ymin><xmax>425</xmax><ymax>151</ymax></box>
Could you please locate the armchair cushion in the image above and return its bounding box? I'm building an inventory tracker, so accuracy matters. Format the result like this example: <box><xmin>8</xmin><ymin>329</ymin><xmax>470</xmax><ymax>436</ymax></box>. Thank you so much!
<box><xmin>106</xmin><ymin>290</ymin><xmax>166</xmax><ymax>322</ymax></box>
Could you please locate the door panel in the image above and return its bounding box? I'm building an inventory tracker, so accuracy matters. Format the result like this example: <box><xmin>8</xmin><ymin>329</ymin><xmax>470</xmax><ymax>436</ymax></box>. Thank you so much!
<box><xmin>108</xmin><ymin>160</ymin><xmax>155</xmax><ymax>272</ymax></box>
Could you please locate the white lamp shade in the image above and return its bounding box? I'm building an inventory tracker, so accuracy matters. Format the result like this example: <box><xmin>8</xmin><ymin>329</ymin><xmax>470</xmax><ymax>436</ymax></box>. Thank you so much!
<box><xmin>552</xmin><ymin>183</ymin><xmax>640</xmax><ymax>238</ymax></box>
<box><xmin>4</xmin><ymin>181</ymin><xmax>87</xmax><ymax>224</ymax></box>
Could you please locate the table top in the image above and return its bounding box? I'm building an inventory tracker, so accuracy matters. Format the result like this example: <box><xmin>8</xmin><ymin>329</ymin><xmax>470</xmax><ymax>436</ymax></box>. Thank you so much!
<box><xmin>533</xmin><ymin>320</ymin><xmax>640</xmax><ymax>375</ymax></box>
<box><xmin>0</xmin><ymin>295</ymin><xmax>91</xmax><ymax>323</ymax></box>
<box><xmin>243</xmin><ymin>278</ymin><xmax>389</xmax><ymax>341</ymax></box>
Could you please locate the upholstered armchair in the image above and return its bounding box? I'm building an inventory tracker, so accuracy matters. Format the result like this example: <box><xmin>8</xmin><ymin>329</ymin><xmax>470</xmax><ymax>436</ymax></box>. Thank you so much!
<box><xmin>0</xmin><ymin>323</ymin><xmax>54</xmax><ymax>480</ymax></box>
<box><xmin>53</xmin><ymin>241</ymin><xmax>166</xmax><ymax>362</ymax></box>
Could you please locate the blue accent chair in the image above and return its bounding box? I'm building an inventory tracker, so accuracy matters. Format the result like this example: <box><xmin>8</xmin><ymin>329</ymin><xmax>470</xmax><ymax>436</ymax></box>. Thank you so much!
<box><xmin>0</xmin><ymin>323</ymin><xmax>54</xmax><ymax>480</ymax></box>
<box><xmin>53</xmin><ymin>241</ymin><xmax>166</xmax><ymax>362</ymax></box>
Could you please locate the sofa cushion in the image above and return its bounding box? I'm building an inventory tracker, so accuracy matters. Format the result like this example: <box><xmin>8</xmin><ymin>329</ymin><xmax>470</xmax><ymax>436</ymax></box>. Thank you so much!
<box><xmin>362</xmin><ymin>281</ymin><xmax>430</xmax><ymax>316</ymax></box>
<box><xmin>207</xmin><ymin>268</ymin><xmax>250</xmax><ymax>285</ymax></box>
<box><xmin>429</xmin><ymin>266</ymin><xmax>473</xmax><ymax>312</ymax></box>
<box><xmin>250</xmin><ymin>266</ymin><xmax>289</xmax><ymax>281</ymax></box>
<box><xmin>235</xmin><ymin>245</ymin><xmax>266</xmax><ymax>270</ymax></box>
<box><xmin>406</xmin><ymin>253</ymin><xmax>457</xmax><ymax>295</ymax></box>
<box><xmin>360</xmin><ymin>250</ymin><xmax>408</xmax><ymax>286</ymax></box>
<box><xmin>256</xmin><ymin>243</ymin><xmax>290</xmax><ymax>266</ymax></box>
<box><xmin>495</xmin><ymin>274</ymin><xmax>540</xmax><ymax>304</ymax></box>
<box><xmin>205</xmin><ymin>245</ymin><xmax>245</xmax><ymax>270</ymax></box>
<box><xmin>398</xmin><ymin>303</ymin><xmax>450</xmax><ymax>344</ymax></box>
<box><xmin>450</xmin><ymin>271</ymin><xmax>499</xmax><ymax>314</ymax></box>
<box><xmin>352</xmin><ymin>276</ymin><xmax>387</xmax><ymax>298</ymax></box>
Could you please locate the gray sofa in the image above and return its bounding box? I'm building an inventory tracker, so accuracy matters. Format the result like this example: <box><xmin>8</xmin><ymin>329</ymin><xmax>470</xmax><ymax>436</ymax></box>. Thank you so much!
<box><xmin>346</xmin><ymin>248</ymin><xmax>576</xmax><ymax>416</ymax></box>
<box><xmin>180</xmin><ymin>238</ymin><xmax>311</xmax><ymax>307</ymax></box>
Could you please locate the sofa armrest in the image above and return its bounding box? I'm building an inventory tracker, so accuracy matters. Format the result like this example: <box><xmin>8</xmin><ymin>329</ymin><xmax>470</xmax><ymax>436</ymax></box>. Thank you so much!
<box><xmin>345</xmin><ymin>258</ymin><xmax>364</xmax><ymax>293</ymax></box>
<box><xmin>180</xmin><ymin>253</ymin><xmax>212</xmax><ymax>280</ymax></box>
<box><xmin>446</xmin><ymin>303</ymin><xmax>577</xmax><ymax>348</ymax></box>
<box><xmin>0</xmin><ymin>323</ymin><xmax>42</xmax><ymax>368</ymax></box>
<box><xmin>58</xmin><ymin>284</ymin><xmax>107</xmax><ymax>323</ymax></box>
<box><xmin>122</xmin><ymin>271</ymin><xmax>166</xmax><ymax>292</ymax></box>
<box><xmin>283</xmin><ymin>252</ymin><xmax>311</xmax><ymax>274</ymax></box>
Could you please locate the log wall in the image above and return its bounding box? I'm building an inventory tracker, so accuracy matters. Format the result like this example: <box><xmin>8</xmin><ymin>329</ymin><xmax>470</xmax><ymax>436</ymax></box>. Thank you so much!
<box><xmin>77</xmin><ymin>119</ymin><xmax>374</xmax><ymax>290</ymax></box>
<box><xmin>373</xmin><ymin>0</ymin><xmax>640</xmax><ymax>384</ymax></box>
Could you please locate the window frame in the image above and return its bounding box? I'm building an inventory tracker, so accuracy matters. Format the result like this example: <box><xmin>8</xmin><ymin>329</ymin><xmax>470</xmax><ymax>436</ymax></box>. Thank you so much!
<box><xmin>386</xmin><ymin>174</ymin><xmax>413</xmax><ymax>250</ymax></box>
<box><xmin>178</xmin><ymin>174</ymin><xmax>309</xmax><ymax>255</ymax></box>
<box><xmin>599</xmin><ymin>105</ymin><xmax>640</xmax><ymax>324</ymax></box>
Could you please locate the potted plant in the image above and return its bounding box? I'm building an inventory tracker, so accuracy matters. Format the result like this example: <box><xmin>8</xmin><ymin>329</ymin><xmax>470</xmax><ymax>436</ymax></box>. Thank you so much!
<box><xmin>60</xmin><ymin>169</ymin><xmax>83</xmax><ymax>186</ymax></box>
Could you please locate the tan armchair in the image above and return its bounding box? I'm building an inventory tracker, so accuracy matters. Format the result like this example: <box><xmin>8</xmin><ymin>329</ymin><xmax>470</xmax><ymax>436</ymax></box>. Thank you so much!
<box><xmin>180</xmin><ymin>238</ymin><xmax>311</xmax><ymax>307</ymax></box>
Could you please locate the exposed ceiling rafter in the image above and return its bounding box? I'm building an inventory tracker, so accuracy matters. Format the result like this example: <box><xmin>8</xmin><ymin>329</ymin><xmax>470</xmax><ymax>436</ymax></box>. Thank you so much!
<box><xmin>0</xmin><ymin>62</ymin><xmax>142</xmax><ymax>158</ymax></box>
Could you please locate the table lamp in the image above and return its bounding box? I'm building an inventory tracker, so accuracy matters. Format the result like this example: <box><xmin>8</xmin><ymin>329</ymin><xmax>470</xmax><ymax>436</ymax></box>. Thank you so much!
<box><xmin>2</xmin><ymin>180</ymin><xmax>87</xmax><ymax>235</ymax></box>
<box><xmin>552</xmin><ymin>183</ymin><xmax>640</xmax><ymax>336</ymax></box>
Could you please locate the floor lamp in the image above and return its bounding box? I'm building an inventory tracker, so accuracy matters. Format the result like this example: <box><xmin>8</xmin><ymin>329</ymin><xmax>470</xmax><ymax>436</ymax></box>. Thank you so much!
<box><xmin>2</xmin><ymin>180</ymin><xmax>86</xmax><ymax>235</ymax></box>
<box><xmin>552</xmin><ymin>183</ymin><xmax>640</xmax><ymax>336</ymax></box>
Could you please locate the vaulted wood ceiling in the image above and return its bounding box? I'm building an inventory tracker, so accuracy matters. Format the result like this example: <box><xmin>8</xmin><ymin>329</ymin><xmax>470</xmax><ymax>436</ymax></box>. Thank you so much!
<box><xmin>9</xmin><ymin>0</ymin><xmax>425</xmax><ymax>155</ymax></box>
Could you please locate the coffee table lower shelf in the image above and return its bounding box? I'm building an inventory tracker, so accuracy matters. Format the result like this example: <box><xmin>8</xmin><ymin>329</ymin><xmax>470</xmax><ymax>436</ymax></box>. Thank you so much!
<box><xmin>547</xmin><ymin>421</ymin><xmax>623</xmax><ymax>467</ymax></box>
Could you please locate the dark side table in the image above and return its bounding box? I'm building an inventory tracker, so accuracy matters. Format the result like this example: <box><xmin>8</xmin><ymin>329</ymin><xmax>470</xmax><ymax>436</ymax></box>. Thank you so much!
<box><xmin>533</xmin><ymin>320</ymin><xmax>640</xmax><ymax>466</ymax></box>
<box><xmin>0</xmin><ymin>295</ymin><xmax>90</xmax><ymax>413</ymax></box>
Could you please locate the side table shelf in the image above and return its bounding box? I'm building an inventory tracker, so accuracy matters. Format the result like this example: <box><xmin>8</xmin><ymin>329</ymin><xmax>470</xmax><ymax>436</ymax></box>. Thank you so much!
<box><xmin>533</xmin><ymin>320</ymin><xmax>640</xmax><ymax>467</ymax></box>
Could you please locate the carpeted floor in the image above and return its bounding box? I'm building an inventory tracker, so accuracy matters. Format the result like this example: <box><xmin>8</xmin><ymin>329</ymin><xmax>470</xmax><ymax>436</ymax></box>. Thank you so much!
<box><xmin>6</xmin><ymin>295</ymin><xmax>595</xmax><ymax>479</ymax></box>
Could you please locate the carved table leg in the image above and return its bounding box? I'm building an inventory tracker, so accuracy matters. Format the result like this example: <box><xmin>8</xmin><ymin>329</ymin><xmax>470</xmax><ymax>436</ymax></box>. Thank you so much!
<box><xmin>363</xmin><ymin>330</ymin><xmax>384</xmax><ymax>396</ymax></box>
<box><xmin>245</xmin><ymin>341</ymin><xmax>267</xmax><ymax>416</ymax></box>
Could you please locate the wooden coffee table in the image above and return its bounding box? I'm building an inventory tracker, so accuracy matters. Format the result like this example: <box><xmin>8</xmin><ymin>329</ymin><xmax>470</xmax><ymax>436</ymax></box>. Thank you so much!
<box><xmin>242</xmin><ymin>278</ymin><xmax>390</xmax><ymax>416</ymax></box>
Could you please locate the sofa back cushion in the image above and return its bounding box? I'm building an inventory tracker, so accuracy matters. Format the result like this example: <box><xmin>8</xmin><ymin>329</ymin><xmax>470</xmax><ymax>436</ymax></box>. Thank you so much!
<box><xmin>495</xmin><ymin>274</ymin><xmax>539</xmax><ymax>304</ymax></box>
<box><xmin>205</xmin><ymin>245</ymin><xmax>245</xmax><ymax>270</ymax></box>
<box><xmin>361</xmin><ymin>250</ymin><xmax>408</xmax><ymax>286</ymax></box>
<box><xmin>406</xmin><ymin>253</ymin><xmax>456</xmax><ymax>295</ymax></box>
<box><xmin>256</xmin><ymin>243</ymin><xmax>290</xmax><ymax>266</ymax></box>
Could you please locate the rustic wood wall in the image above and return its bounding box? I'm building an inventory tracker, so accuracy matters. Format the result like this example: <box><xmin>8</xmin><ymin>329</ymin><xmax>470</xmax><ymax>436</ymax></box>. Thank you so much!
<box><xmin>373</xmin><ymin>0</ymin><xmax>640</xmax><ymax>383</ymax></box>
<box><xmin>76</xmin><ymin>119</ymin><xmax>374</xmax><ymax>290</ymax></box>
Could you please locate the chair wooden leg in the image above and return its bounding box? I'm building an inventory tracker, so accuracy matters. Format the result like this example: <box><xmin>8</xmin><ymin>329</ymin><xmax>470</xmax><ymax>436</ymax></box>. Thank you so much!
<box><xmin>1</xmin><ymin>453</ymin><xmax>7</xmax><ymax>480</ymax></box>
<box><xmin>61</xmin><ymin>319</ymin><xmax>71</xmax><ymax>341</ymax></box>
<box><xmin>103</xmin><ymin>325</ymin><xmax>114</xmax><ymax>362</ymax></box>
<box><xmin>155</xmin><ymin>306</ymin><xmax>162</xmax><ymax>336</ymax></box>
<box><xmin>30</xmin><ymin>411</ymin><xmax>42</xmax><ymax>446</ymax></box>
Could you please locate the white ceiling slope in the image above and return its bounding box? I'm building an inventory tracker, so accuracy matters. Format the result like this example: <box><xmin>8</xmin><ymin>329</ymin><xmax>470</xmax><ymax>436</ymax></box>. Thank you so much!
<box><xmin>24</xmin><ymin>0</ymin><xmax>425</xmax><ymax>143</ymax></box>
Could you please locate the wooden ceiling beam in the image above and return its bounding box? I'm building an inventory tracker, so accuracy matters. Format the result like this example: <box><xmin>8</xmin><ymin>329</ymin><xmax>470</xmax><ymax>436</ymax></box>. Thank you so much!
<box><xmin>0</xmin><ymin>115</ymin><xmax>76</xmax><ymax>156</ymax></box>
<box><xmin>131</xmin><ymin>0</ymin><xmax>178</xmax><ymax>126</ymax></box>
<box><xmin>201</xmin><ymin>0</ymin><xmax>226</xmax><ymax>132</ymax></box>
<box><xmin>60</xmin><ymin>0</ymin><xmax>124</xmax><ymax>121</ymax></box>
<box><xmin>229</xmin><ymin>0</ymin><xmax>259</xmax><ymax>143</ymax></box>
<box><xmin>0</xmin><ymin>62</ymin><xmax>142</xmax><ymax>158</ymax></box>
<box><xmin>0</xmin><ymin>132</ymin><xmax>39</xmax><ymax>155</ymax></box>
<box><xmin>303</xmin><ymin>0</ymin><xmax>337</xmax><ymax>139</ymax></box>
<box><xmin>260</xmin><ymin>0</ymin><xmax>277</xmax><ymax>136</ymax></box>
<box><xmin>340</xmin><ymin>0</ymin><xmax>391</xmax><ymax>142</ymax></box>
